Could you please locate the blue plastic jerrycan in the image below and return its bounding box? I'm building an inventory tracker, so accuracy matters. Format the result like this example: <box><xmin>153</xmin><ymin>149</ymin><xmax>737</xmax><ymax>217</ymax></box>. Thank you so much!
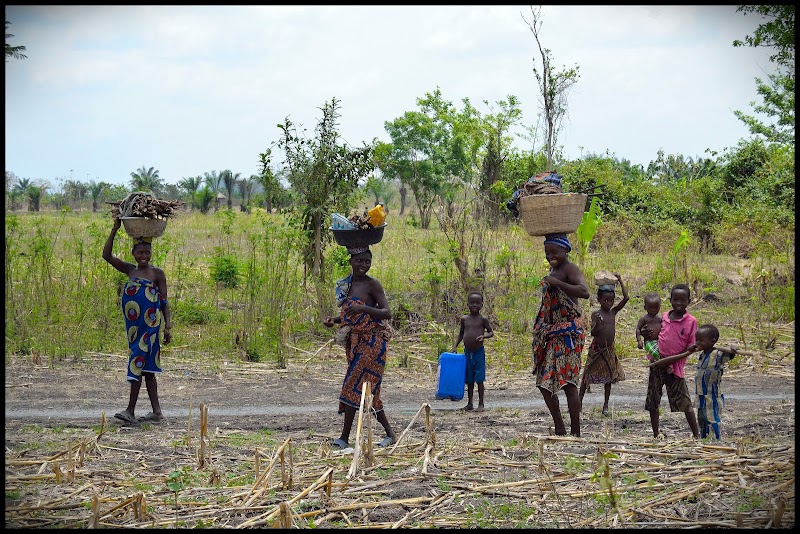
<box><xmin>435</xmin><ymin>352</ymin><xmax>467</xmax><ymax>401</ymax></box>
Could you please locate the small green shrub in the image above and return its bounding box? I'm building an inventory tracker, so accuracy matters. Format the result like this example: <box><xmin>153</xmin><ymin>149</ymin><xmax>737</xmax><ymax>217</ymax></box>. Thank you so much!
<box><xmin>210</xmin><ymin>252</ymin><xmax>240</xmax><ymax>288</ymax></box>
<box><xmin>172</xmin><ymin>298</ymin><xmax>219</xmax><ymax>325</ymax></box>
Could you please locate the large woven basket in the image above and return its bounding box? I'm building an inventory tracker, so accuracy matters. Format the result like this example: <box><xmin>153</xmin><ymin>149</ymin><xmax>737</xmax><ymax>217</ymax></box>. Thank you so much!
<box><xmin>518</xmin><ymin>193</ymin><xmax>587</xmax><ymax>236</ymax></box>
<box><xmin>330</xmin><ymin>224</ymin><xmax>386</xmax><ymax>248</ymax></box>
<box><xmin>121</xmin><ymin>217</ymin><xmax>167</xmax><ymax>238</ymax></box>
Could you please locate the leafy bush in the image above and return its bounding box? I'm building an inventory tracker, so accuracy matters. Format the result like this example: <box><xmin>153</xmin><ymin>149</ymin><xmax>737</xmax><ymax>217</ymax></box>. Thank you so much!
<box><xmin>211</xmin><ymin>252</ymin><xmax>240</xmax><ymax>288</ymax></box>
<box><xmin>172</xmin><ymin>298</ymin><xmax>220</xmax><ymax>325</ymax></box>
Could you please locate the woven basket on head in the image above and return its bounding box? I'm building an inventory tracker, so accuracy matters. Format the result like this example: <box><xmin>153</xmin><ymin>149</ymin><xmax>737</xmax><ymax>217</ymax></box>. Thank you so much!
<box><xmin>121</xmin><ymin>217</ymin><xmax>167</xmax><ymax>238</ymax></box>
<box><xmin>518</xmin><ymin>193</ymin><xmax>587</xmax><ymax>236</ymax></box>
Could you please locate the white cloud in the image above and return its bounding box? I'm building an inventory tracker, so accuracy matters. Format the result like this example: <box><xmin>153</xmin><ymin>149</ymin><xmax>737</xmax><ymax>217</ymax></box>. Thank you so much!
<box><xmin>5</xmin><ymin>5</ymin><xmax>775</xmax><ymax>185</ymax></box>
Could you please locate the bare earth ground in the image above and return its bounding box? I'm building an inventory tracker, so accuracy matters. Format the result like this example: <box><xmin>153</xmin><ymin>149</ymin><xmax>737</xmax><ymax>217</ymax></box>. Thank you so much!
<box><xmin>5</xmin><ymin>349</ymin><xmax>796</xmax><ymax>528</ymax></box>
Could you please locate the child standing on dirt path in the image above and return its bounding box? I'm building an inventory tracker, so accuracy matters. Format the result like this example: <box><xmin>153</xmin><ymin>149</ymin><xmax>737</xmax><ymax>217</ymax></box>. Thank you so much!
<box><xmin>692</xmin><ymin>324</ymin><xmax>738</xmax><ymax>440</ymax></box>
<box><xmin>531</xmin><ymin>234</ymin><xmax>590</xmax><ymax>437</ymax></box>
<box><xmin>636</xmin><ymin>292</ymin><xmax>663</xmax><ymax>362</ymax></box>
<box><xmin>323</xmin><ymin>246</ymin><xmax>397</xmax><ymax>451</ymax></box>
<box><xmin>452</xmin><ymin>291</ymin><xmax>494</xmax><ymax>412</ymax></box>
<box><xmin>642</xmin><ymin>284</ymin><xmax>700</xmax><ymax>439</ymax></box>
<box><xmin>579</xmin><ymin>274</ymin><xmax>629</xmax><ymax>416</ymax></box>
<box><xmin>103</xmin><ymin>218</ymin><xmax>171</xmax><ymax>425</ymax></box>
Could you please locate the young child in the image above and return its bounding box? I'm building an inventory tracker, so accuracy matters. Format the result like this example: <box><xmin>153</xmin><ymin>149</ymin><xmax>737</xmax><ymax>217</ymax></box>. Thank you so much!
<box><xmin>579</xmin><ymin>274</ymin><xmax>629</xmax><ymax>416</ymax></box>
<box><xmin>643</xmin><ymin>284</ymin><xmax>700</xmax><ymax>439</ymax></box>
<box><xmin>531</xmin><ymin>233</ymin><xmax>590</xmax><ymax>437</ymax></box>
<box><xmin>323</xmin><ymin>246</ymin><xmax>397</xmax><ymax>450</ymax></box>
<box><xmin>636</xmin><ymin>292</ymin><xmax>662</xmax><ymax>362</ymax></box>
<box><xmin>452</xmin><ymin>291</ymin><xmax>494</xmax><ymax>412</ymax></box>
<box><xmin>103</xmin><ymin>218</ymin><xmax>171</xmax><ymax>425</ymax></box>
<box><xmin>693</xmin><ymin>324</ymin><xmax>738</xmax><ymax>440</ymax></box>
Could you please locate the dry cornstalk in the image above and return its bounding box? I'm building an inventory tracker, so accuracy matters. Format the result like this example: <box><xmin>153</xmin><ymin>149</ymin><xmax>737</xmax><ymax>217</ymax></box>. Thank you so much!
<box><xmin>198</xmin><ymin>402</ymin><xmax>209</xmax><ymax>468</ymax></box>
<box><xmin>347</xmin><ymin>381</ymin><xmax>371</xmax><ymax>479</ymax></box>
<box><xmin>237</xmin><ymin>467</ymin><xmax>335</xmax><ymax>528</ymax></box>
<box><xmin>240</xmin><ymin>437</ymin><xmax>293</xmax><ymax>507</ymax></box>
<box><xmin>388</xmin><ymin>402</ymin><xmax>430</xmax><ymax>454</ymax></box>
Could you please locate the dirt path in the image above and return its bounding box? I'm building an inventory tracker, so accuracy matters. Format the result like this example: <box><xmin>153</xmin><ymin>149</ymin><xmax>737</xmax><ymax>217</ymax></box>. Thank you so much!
<box><xmin>5</xmin><ymin>353</ymin><xmax>795</xmax><ymax>442</ymax></box>
<box><xmin>5</xmin><ymin>353</ymin><xmax>795</xmax><ymax>529</ymax></box>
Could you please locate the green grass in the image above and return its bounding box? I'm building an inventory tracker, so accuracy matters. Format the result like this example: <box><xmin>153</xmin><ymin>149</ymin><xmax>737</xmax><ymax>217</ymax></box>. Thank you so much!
<box><xmin>217</xmin><ymin>429</ymin><xmax>276</xmax><ymax>447</ymax></box>
<box><xmin>4</xmin><ymin>210</ymin><xmax>794</xmax><ymax>371</ymax></box>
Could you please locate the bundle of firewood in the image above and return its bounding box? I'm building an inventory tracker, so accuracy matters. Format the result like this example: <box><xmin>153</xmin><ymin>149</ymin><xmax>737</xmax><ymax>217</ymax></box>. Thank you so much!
<box><xmin>107</xmin><ymin>192</ymin><xmax>184</xmax><ymax>220</ymax></box>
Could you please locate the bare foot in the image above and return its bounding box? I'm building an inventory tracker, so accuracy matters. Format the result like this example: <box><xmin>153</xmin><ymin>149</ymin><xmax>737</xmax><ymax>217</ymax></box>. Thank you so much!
<box><xmin>462</xmin><ymin>403</ymin><xmax>474</xmax><ymax>411</ymax></box>
<box><xmin>475</xmin><ymin>405</ymin><xmax>485</xmax><ymax>412</ymax></box>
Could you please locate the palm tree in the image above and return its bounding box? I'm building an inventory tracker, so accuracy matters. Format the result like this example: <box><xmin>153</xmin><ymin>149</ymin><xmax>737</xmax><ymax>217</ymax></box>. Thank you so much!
<box><xmin>26</xmin><ymin>185</ymin><xmax>44</xmax><ymax>212</ymax></box>
<box><xmin>204</xmin><ymin>171</ymin><xmax>222</xmax><ymax>211</ymax></box>
<box><xmin>63</xmin><ymin>179</ymin><xmax>88</xmax><ymax>211</ymax></box>
<box><xmin>13</xmin><ymin>177</ymin><xmax>31</xmax><ymax>195</ymax></box>
<box><xmin>87</xmin><ymin>181</ymin><xmax>109</xmax><ymax>212</ymax></box>
<box><xmin>195</xmin><ymin>186</ymin><xmax>214</xmax><ymax>214</ymax></box>
<box><xmin>220</xmin><ymin>169</ymin><xmax>240</xmax><ymax>210</ymax></box>
<box><xmin>129</xmin><ymin>166</ymin><xmax>163</xmax><ymax>194</ymax></box>
<box><xmin>237</xmin><ymin>175</ymin><xmax>256</xmax><ymax>212</ymax></box>
<box><xmin>5</xmin><ymin>19</ymin><xmax>27</xmax><ymax>62</ymax></box>
<box><xmin>178</xmin><ymin>176</ymin><xmax>202</xmax><ymax>210</ymax></box>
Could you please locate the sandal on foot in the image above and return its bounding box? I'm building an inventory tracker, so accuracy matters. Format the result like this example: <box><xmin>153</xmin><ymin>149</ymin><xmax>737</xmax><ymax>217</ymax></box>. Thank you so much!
<box><xmin>138</xmin><ymin>412</ymin><xmax>165</xmax><ymax>423</ymax></box>
<box><xmin>332</xmin><ymin>438</ymin><xmax>351</xmax><ymax>450</ymax></box>
<box><xmin>378</xmin><ymin>436</ymin><xmax>396</xmax><ymax>448</ymax></box>
<box><xmin>601</xmin><ymin>409</ymin><xmax>610</xmax><ymax>417</ymax></box>
<box><xmin>114</xmin><ymin>411</ymin><xmax>139</xmax><ymax>425</ymax></box>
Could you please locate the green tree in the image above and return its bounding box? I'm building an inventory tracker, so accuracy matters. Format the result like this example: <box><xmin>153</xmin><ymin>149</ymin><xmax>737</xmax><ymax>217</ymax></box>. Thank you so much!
<box><xmin>481</xmin><ymin>95</ymin><xmax>523</xmax><ymax>218</ymax></box>
<box><xmin>87</xmin><ymin>180</ymin><xmax>109</xmax><ymax>212</ymax></box>
<box><xmin>5</xmin><ymin>19</ymin><xmax>27</xmax><ymax>62</ymax></box>
<box><xmin>220</xmin><ymin>169</ymin><xmax>240</xmax><ymax>210</ymax></box>
<box><xmin>12</xmin><ymin>176</ymin><xmax>31</xmax><ymax>196</ymax></box>
<box><xmin>733</xmin><ymin>5</ymin><xmax>795</xmax><ymax>146</ymax></box>
<box><xmin>521</xmin><ymin>5</ymin><xmax>581</xmax><ymax>170</ymax></box>
<box><xmin>26</xmin><ymin>185</ymin><xmax>44</xmax><ymax>211</ymax></box>
<box><xmin>257</xmin><ymin>149</ymin><xmax>283</xmax><ymax>212</ymax></box>
<box><xmin>274</xmin><ymin>97</ymin><xmax>375</xmax><ymax>320</ymax></box>
<box><xmin>129</xmin><ymin>166</ymin><xmax>163</xmax><ymax>194</ymax></box>
<box><xmin>203</xmin><ymin>170</ymin><xmax>222</xmax><ymax>211</ymax></box>
<box><xmin>383</xmin><ymin>88</ymin><xmax>480</xmax><ymax>229</ymax></box>
<box><xmin>178</xmin><ymin>176</ymin><xmax>202</xmax><ymax>209</ymax></box>
<box><xmin>195</xmin><ymin>185</ymin><xmax>214</xmax><ymax>214</ymax></box>
<box><xmin>363</xmin><ymin>175</ymin><xmax>385</xmax><ymax>206</ymax></box>
<box><xmin>238</xmin><ymin>175</ymin><xmax>256</xmax><ymax>212</ymax></box>
<box><xmin>63</xmin><ymin>179</ymin><xmax>88</xmax><ymax>211</ymax></box>
<box><xmin>373</xmin><ymin>141</ymin><xmax>408</xmax><ymax>215</ymax></box>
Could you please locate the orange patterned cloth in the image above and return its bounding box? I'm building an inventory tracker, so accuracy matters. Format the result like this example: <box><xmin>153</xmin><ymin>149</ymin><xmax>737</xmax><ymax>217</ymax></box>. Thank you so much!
<box><xmin>338</xmin><ymin>297</ymin><xmax>393</xmax><ymax>413</ymax></box>
<box><xmin>531</xmin><ymin>283</ymin><xmax>585</xmax><ymax>393</ymax></box>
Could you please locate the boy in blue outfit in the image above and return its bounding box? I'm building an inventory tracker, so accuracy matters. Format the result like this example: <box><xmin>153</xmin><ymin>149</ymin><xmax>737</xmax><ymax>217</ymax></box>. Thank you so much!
<box><xmin>453</xmin><ymin>292</ymin><xmax>494</xmax><ymax>412</ymax></box>
<box><xmin>694</xmin><ymin>324</ymin><xmax>739</xmax><ymax>440</ymax></box>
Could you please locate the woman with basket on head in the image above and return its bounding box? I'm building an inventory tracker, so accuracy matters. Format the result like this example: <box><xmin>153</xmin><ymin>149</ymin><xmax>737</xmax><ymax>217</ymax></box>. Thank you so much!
<box><xmin>514</xmin><ymin>173</ymin><xmax>590</xmax><ymax>437</ymax></box>
<box><xmin>103</xmin><ymin>217</ymin><xmax>171</xmax><ymax>425</ymax></box>
<box><xmin>531</xmin><ymin>233</ymin><xmax>590</xmax><ymax>437</ymax></box>
<box><xmin>323</xmin><ymin>211</ymin><xmax>396</xmax><ymax>450</ymax></box>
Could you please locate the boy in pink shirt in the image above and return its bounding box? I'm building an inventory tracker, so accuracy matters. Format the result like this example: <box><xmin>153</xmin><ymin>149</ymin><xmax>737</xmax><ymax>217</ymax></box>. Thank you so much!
<box><xmin>641</xmin><ymin>284</ymin><xmax>700</xmax><ymax>439</ymax></box>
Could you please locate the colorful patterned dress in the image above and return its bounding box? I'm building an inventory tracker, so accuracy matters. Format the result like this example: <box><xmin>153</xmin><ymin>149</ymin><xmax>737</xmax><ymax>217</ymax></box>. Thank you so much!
<box><xmin>121</xmin><ymin>277</ymin><xmax>165</xmax><ymax>382</ymax></box>
<box><xmin>337</xmin><ymin>296</ymin><xmax>393</xmax><ymax>413</ymax></box>
<box><xmin>531</xmin><ymin>282</ymin><xmax>585</xmax><ymax>394</ymax></box>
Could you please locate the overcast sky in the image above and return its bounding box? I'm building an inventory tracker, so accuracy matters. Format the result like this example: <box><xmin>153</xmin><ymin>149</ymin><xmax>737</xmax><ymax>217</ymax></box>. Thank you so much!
<box><xmin>5</xmin><ymin>5</ymin><xmax>774</xmax><ymax>189</ymax></box>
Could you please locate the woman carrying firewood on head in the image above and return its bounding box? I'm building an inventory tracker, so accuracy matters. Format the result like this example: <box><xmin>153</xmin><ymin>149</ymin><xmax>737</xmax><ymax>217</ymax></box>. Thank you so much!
<box><xmin>103</xmin><ymin>217</ymin><xmax>171</xmax><ymax>425</ymax></box>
